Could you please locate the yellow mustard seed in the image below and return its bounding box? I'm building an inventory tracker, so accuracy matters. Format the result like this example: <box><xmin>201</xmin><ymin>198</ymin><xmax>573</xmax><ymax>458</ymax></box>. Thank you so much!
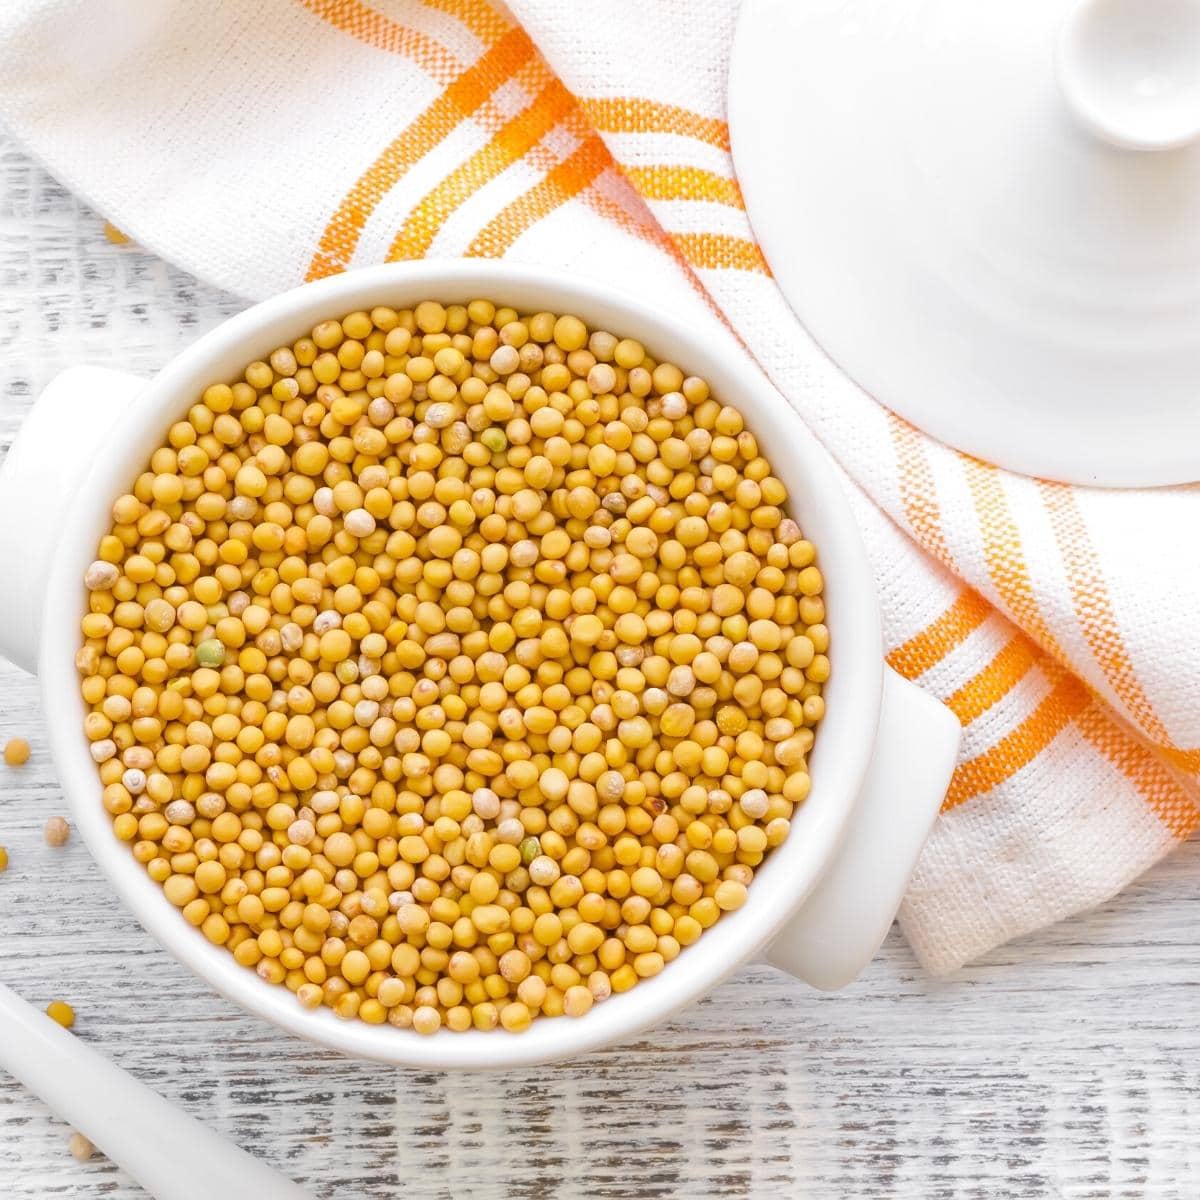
<box><xmin>77</xmin><ymin>299</ymin><xmax>826</xmax><ymax>1035</ymax></box>
<box><xmin>3</xmin><ymin>738</ymin><xmax>29</xmax><ymax>767</ymax></box>
<box><xmin>46</xmin><ymin>1000</ymin><xmax>75</xmax><ymax>1028</ymax></box>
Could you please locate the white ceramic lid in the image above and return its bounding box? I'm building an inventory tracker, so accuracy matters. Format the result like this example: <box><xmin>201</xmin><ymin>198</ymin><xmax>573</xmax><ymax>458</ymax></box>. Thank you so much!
<box><xmin>728</xmin><ymin>0</ymin><xmax>1200</xmax><ymax>487</ymax></box>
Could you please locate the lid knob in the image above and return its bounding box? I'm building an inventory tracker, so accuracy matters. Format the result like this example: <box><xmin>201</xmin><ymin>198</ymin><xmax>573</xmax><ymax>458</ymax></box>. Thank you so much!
<box><xmin>1057</xmin><ymin>0</ymin><xmax>1200</xmax><ymax>150</ymax></box>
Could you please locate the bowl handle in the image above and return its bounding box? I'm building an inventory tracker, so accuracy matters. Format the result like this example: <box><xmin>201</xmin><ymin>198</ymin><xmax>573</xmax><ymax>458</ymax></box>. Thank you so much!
<box><xmin>0</xmin><ymin>366</ymin><xmax>144</xmax><ymax>674</ymax></box>
<box><xmin>764</xmin><ymin>666</ymin><xmax>961</xmax><ymax>990</ymax></box>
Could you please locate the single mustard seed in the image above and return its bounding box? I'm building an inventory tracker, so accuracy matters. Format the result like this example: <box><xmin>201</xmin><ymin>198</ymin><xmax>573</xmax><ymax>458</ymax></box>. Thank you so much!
<box><xmin>480</xmin><ymin>427</ymin><xmax>507</xmax><ymax>453</ymax></box>
<box><xmin>3</xmin><ymin>738</ymin><xmax>29</xmax><ymax>767</ymax></box>
<box><xmin>46</xmin><ymin>1000</ymin><xmax>75</xmax><ymax>1028</ymax></box>
<box><xmin>77</xmin><ymin>299</ymin><xmax>827</xmax><ymax>1035</ymax></box>
<box><xmin>67</xmin><ymin>1132</ymin><xmax>96</xmax><ymax>1162</ymax></box>
<box><xmin>44</xmin><ymin>816</ymin><xmax>70</xmax><ymax>848</ymax></box>
<box><xmin>194</xmin><ymin>639</ymin><xmax>225</xmax><ymax>667</ymax></box>
<box><xmin>0</xmin><ymin>846</ymin><xmax>8</xmax><ymax>872</ymax></box>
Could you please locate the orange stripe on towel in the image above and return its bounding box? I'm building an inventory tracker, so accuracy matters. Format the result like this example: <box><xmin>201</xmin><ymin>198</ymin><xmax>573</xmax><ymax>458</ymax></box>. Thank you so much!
<box><xmin>465</xmin><ymin>133</ymin><xmax>612</xmax><ymax>257</ymax></box>
<box><xmin>888</xmin><ymin>412</ymin><xmax>955</xmax><ymax>571</ymax></box>
<box><xmin>943</xmin><ymin>665</ymin><xmax>1089</xmax><ymax>811</ymax></box>
<box><xmin>306</xmin><ymin>26</ymin><xmax>536</xmax><ymax>280</ymax></box>
<box><xmin>581</xmin><ymin>97</ymin><xmax>730</xmax><ymax>151</ymax></box>
<box><xmin>672</xmin><ymin>233</ymin><xmax>769</xmax><ymax>274</ymax></box>
<box><xmin>1039</xmin><ymin>482</ymin><xmax>1200</xmax><ymax>773</ymax></box>
<box><xmin>387</xmin><ymin>78</ymin><xmax>577</xmax><ymax>260</ymax></box>
<box><xmin>886</xmin><ymin>590</ymin><xmax>991</xmax><ymax>683</ymax></box>
<box><xmin>624</xmin><ymin>165</ymin><xmax>744</xmax><ymax>208</ymax></box>
<box><xmin>965</xmin><ymin>459</ymin><xmax>1065</xmax><ymax>660</ymax></box>
<box><xmin>944</xmin><ymin>634</ymin><xmax>1040</xmax><ymax>727</ymax></box>
<box><xmin>300</xmin><ymin>0</ymin><xmax>463</xmax><ymax>81</ymax></box>
<box><xmin>1075</xmin><ymin>703</ymin><xmax>1200</xmax><ymax>840</ymax></box>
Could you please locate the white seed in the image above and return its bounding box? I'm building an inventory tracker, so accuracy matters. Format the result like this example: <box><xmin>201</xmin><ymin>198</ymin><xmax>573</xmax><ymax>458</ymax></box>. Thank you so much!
<box><xmin>121</xmin><ymin>768</ymin><xmax>147</xmax><ymax>794</ymax></box>
<box><xmin>360</xmin><ymin>674</ymin><xmax>389</xmax><ymax>701</ymax></box>
<box><xmin>344</xmin><ymin>508</ymin><xmax>376</xmax><ymax>537</ymax></box>
<box><xmin>354</xmin><ymin>699</ymin><xmax>380</xmax><ymax>727</ymax></box>
<box><xmin>359</xmin><ymin>465</ymin><xmax>389</xmax><ymax>490</ymax></box>
<box><xmin>528</xmin><ymin>855</ymin><xmax>560</xmax><ymax>886</ymax></box>
<box><xmin>666</xmin><ymin>666</ymin><xmax>696</xmax><ymax>697</ymax></box>
<box><xmin>367</xmin><ymin>397</ymin><xmax>394</xmax><ymax>425</ymax></box>
<box><xmin>313</xmin><ymin>610</ymin><xmax>342</xmax><ymax>634</ymax></box>
<box><xmin>597</xmin><ymin>770</ymin><xmax>625</xmax><ymax>803</ymax></box>
<box><xmin>311</xmin><ymin>790</ymin><xmax>341</xmax><ymax>814</ymax></box>
<box><xmin>83</xmin><ymin>560</ymin><xmax>119</xmax><ymax>591</ymax></box>
<box><xmin>287</xmin><ymin>819</ymin><xmax>315</xmax><ymax>846</ymax></box>
<box><xmin>496</xmin><ymin>818</ymin><xmax>525</xmax><ymax>845</ymax></box>
<box><xmin>164</xmin><ymin>799</ymin><xmax>196</xmax><ymax>825</ymax></box>
<box><xmin>490</xmin><ymin>345</ymin><xmax>520</xmax><ymax>375</ymax></box>
<box><xmin>738</xmin><ymin>788</ymin><xmax>770</xmax><ymax>819</ymax></box>
<box><xmin>280</xmin><ymin>622</ymin><xmax>303</xmax><ymax>652</ymax></box>
<box><xmin>660</xmin><ymin>391</ymin><xmax>688</xmax><ymax>420</ymax></box>
<box><xmin>89</xmin><ymin>739</ymin><xmax>116</xmax><ymax>763</ymax></box>
<box><xmin>509</xmin><ymin>539</ymin><xmax>538</xmax><ymax>567</ymax></box>
<box><xmin>708</xmin><ymin>788</ymin><xmax>733</xmax><ymax>814</ymax></box>
<box><xmin>472</xmin><ymin>787</ymin><xmax>500</xmax><ymax>820</ymax></box>
<box><xmin>587</xmin><ymin>363</ymin><xmax>616</xmax><ymax>395</ymax></box>
<box><xmin>196</xmin><ymin>793</ymin><xmax>226</xmax><ymax>819</ymax></box>
<box><xmin>424</xmin><ymin>402</ymin><xmax>455</xmax><ymax>429</ymax></box>
<box><xmin>227</xmin><ymin>495</ymin><xmax>258</xmax><ymax>520</ymax></box>
<box><xmin>313</xmin><ymin>487</ymin><xmax>337</xmax><ymax>517</ymax></box>
<box><xmin>777</xmin><ymin>518</ymin><xmax>802</xmax><ymax>544</ymax></box>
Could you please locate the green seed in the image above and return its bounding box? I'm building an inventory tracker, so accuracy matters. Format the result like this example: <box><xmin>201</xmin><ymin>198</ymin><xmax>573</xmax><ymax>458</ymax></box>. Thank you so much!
<box><xmin>480</xmin><ymin>428</ymin><xmax>507</xmax><ymax>453</ymax></box>
<box><xmin>195</xmin><ymin>639</ymin><xmax>225</xmax><ymax>667</ymax></box>
<box><xmin>519</xmin><ymin>836</ymin><xmax>541</xmax><ymax>865</ymax></box>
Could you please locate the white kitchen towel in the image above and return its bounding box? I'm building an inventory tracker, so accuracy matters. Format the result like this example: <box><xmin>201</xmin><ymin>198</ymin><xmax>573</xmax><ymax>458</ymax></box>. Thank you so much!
<box><xmin>1</xmin><ymin>0</ymin><xmax>1196</xmax><ymax>972</ymax></box>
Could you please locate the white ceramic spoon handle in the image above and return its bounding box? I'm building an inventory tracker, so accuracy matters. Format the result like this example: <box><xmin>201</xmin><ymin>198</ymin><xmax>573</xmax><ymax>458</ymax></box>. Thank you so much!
<box><xmin>0</xmin><ymin>981</ymin><xmax>312</xmax><ymax>1199</ymax></box>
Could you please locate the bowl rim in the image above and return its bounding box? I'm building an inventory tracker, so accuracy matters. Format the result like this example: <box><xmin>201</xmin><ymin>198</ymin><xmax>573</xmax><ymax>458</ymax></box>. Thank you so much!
<box><xmin>41</xmin><ymin>260</ymin><xmax>882</xmax><ymax>1068</ymax></box>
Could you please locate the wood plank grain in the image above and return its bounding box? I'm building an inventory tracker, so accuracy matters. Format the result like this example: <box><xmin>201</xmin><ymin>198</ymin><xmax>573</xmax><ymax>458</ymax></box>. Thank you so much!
<box><xmin>2</xmin><ymin>127</ymin><xmax>1200</xmax><ymax>1199</ymax></box>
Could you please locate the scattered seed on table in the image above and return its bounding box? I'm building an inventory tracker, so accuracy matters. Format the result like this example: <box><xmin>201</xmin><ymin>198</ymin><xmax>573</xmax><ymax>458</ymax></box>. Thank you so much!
<box><xmin>46</xmin><ymin>1000</ymin><xmax>75</xmax><ymax>1028</ymax></box>
<box><xmin>76</xmin><ymin>299</ymin><xmax>828</xmax><ymax>1033</ymax></box>
<box><xmin>67</xmin><ymin>1131</ymin><xmax>96</xmax><ymax>1162</ymax></box>
<box><xmin>3</xmin><ymin>738</ymin><xmax>29</xmax><ymax>767</ymax></box>
<box><xmin>44</xmin><ymin>816</ymin><xmax>70</xmax><ymax>847</ymax></box>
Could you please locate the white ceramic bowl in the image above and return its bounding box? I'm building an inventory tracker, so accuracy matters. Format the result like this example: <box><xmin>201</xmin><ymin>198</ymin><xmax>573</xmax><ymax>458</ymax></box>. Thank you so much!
<box><xmin>0</xmin><ymin>261</ymin><xmax>959</xmax><ymax>1069</ymax></box>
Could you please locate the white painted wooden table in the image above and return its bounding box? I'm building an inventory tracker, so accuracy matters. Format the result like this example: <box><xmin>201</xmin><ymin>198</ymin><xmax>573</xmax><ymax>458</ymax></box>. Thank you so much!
<box><xmin>2</xmin><ymin>128</ymin><xmax>1199</xmax><ymax>1199</ymax></box>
